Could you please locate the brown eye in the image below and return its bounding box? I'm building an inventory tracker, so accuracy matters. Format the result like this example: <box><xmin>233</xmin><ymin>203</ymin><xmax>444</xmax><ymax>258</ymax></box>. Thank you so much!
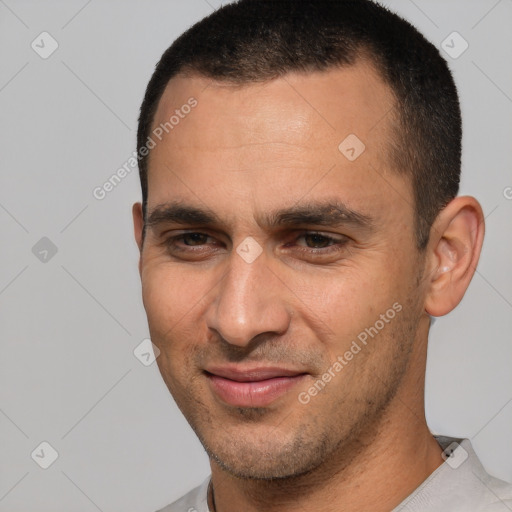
<box><xmin>163</xmin><ymin>232</ymin><xmax>220</xmax><ymax>257</ymax></box>
<box><xmin>287</xmin><ymin>231</ymin><xmax>350</xmax><ymax>259</ymax></box>
<box><xmin>181</xmin><ymin>233</ymin><xmax>209</xmax><ymax>246</ymax></box>
<box><xmin>302</xmin><ymin>233</ymin><xmax>334</xmax><ymax>249</ymax></box>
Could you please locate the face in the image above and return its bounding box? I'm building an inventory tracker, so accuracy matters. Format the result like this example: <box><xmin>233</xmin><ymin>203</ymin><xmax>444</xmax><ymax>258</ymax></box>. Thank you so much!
<box><xmin>134</xmin><ymin>62</ymin><xmax>429</xmax><ymax>479</ymax></box>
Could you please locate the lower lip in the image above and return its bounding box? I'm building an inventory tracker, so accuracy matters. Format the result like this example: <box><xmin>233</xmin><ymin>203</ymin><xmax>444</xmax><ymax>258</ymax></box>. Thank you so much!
<box><xmin>206</xmin><ymin>373</ymin><xmax>307</xmax><ymax>407</ymax></box>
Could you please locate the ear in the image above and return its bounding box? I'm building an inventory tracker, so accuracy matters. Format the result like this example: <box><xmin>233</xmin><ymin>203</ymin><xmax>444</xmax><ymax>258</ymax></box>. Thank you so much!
<box><xmin>132</xmin><ymin>202</ymin><xmax>144</xmax><ymax>276</ymax></box>
<box><xmin>423</xmin><ymin>196</ymin><xmax>485</xmax><ymax>317</ymax></box>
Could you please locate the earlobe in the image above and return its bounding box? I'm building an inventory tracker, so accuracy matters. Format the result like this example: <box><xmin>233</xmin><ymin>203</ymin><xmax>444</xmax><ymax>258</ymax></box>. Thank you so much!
<box><xmin>424</xmin><ymin>196</ymin><xmax>485</xmax><ymax>317</ymax></box>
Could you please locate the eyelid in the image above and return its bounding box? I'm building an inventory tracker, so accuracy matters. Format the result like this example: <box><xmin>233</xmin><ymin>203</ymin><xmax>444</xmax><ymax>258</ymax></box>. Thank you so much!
<box><xmin>288</xmin><ymin>231</ymin><xmax>349</xmax><ymax>254</ymax></box>
<box><xmin>164</xmin><ymin>229</ymin><xmax>345</xmax><ymax>242</ymax></box>
<box><xmin>165</xmin><ymin>231</ymin><xmax>219</xmax><ymax>247</ymax></box>
<box><xmin>163</xmin><ymin>230</ymin><xmax>349</xmax><ymax>256</ymax></box>
<box><xmin>293</xmin><ymin>230</ymin><xmax>345</xmax><ymax>242</ymax></box>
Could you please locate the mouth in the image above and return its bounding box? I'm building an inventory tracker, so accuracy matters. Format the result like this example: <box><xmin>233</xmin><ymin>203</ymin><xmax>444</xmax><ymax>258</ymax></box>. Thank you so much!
<box><xmin>204</xmin><ymin>366</ymin><xmax>308</xmax><ymax>407</ymax></box>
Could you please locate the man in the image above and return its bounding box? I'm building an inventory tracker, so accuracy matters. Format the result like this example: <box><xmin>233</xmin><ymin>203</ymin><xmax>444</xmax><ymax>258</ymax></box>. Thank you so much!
<box><xmin>132</xmin><ymin>1</ymin><xmax>512</xmax><ymax>510</ymax></box>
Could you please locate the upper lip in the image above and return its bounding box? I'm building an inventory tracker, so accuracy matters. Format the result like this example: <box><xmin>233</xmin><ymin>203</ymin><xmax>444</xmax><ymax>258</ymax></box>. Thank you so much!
<box><xmin>205</xmin><ymin>366</ymin><xmax>307</xmax><ymax>382</ymax></box>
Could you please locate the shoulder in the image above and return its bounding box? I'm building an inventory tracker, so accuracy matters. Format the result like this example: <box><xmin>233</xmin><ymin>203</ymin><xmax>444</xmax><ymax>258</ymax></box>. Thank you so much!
<box><xmin>394</xmin><ymin>437</ymin><xmax>512</xmax><ymax>512</ymax></box>
<box><xmin>475</xmin><ymin>464</ymin><xmax>512</xmax><ymax>511</ymax></box>
<box><xmin>442</xmin><ymin>437</ymin><xmax>512</xmax><ymax>511</ymax></box>
<box><xmin>155</xmin><ymin>476</ymin><xmax>211</xmax><ymax>512</ymax></box>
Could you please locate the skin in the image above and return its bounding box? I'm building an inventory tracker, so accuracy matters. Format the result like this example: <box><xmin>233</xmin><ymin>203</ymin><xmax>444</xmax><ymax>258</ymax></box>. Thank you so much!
<box><xmin>132</xmin><ymin>61</ymin><xmax>485</xmax><ymax>512</ymax></box>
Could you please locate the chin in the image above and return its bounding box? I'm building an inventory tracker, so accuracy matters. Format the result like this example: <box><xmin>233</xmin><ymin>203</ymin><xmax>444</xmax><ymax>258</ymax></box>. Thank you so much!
<box><xmin>199</xmin><ymin>426</ymin><xmax>333</xmax><ymax>480</ymax></box>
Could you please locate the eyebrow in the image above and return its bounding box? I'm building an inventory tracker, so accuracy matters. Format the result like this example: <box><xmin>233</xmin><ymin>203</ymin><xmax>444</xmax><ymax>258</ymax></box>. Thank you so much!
<box><xmin>145</xmin><ymin>199</ymin><xmax>374</xmax><ymax>231</ymax></box>
<box><xmin>263</xmin><ymin>200</ymin><xmax>374</xmax><ymax>230</ymax></box>
<box><xmin>146</xmin><ymin>202</ymin><xmax>218</xmax><ymax>227</ymax></box>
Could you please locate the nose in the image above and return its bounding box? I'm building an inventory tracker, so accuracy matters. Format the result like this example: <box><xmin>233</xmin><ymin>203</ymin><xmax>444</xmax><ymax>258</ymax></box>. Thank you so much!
<box><xmin>204</xmin><ymin>246</ymin><xmax>291</xmax><ymax>347</ymax></box>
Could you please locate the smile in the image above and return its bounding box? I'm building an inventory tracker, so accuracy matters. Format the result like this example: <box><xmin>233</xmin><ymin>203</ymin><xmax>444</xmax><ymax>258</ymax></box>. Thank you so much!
<box><xmin>204</xmin><ymin>366</ymin><xmax>308</xmax><ymax>407</ymax></box>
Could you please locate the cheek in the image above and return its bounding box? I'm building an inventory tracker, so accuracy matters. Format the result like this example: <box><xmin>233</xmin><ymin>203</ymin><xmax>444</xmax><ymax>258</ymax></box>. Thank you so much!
<box><xmin>142</xmin><ymin>263</ymin><xmax>209</xmax><ymax>329</ymax></box>
<box><xmin>298</xmin><ymin>265</ymin><xmax>387</xmax><ymax>327</ymax></box>
<box><xmin>298</xmin><ymin>259</ymin><xmax>409</xmax><ymax>359</ymax></box>
<box><xmin>141</xmin><ymin>265</ymin><xmax>210</xmax><ymax>378</ymax></box>
<box><xmin>142</xmin><ymin>269</ymin><xmax>206</xmax><ymax>396</ymax></box>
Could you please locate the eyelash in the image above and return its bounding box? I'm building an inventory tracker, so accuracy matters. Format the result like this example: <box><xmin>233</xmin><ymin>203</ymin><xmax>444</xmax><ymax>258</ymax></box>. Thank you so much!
<box><xmin>163</xmin><ymin>231</ymin><xmax>348</xmax><ymax>256</ymax></box>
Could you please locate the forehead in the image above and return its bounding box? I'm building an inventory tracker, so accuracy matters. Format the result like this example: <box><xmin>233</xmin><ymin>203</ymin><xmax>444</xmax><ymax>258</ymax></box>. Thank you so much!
<box><xmin>151</xmin><ymin>61</ymin><xmax>396</xmax><ymax>148</ymax></box>
<box><xmin>146</xmin><ymin>62</ymin><xmax>410</xmax><ymax>231</ymax></box>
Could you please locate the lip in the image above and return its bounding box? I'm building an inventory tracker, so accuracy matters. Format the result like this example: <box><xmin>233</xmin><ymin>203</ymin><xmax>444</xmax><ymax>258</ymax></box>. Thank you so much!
<box><xmin>205</xmin><ymin>366</ymin><xmax>308</xmax><ymax>407</ymax></box>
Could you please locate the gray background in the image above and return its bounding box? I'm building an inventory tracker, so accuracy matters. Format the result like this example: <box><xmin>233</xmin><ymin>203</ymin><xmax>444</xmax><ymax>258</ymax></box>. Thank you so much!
<box><xmin>0</xmin><ymin>0</ymin><xmax>511</xmax><ymax>511</ymax></box>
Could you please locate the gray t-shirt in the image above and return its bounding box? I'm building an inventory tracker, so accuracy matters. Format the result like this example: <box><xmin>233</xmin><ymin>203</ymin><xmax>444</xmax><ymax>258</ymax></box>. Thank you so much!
<box><xmin>156</xmin><ymin>436</ymin><xmax>512</xmax><ymax>512</ymax></box>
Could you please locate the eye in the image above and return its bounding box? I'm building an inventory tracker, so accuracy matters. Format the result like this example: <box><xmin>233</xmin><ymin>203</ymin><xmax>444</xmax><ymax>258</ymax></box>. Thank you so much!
<box><xmin>299</xmin><ymin>233</ymin><xmax>337</xmax><ymax>249</ymax></box>
<box><xmin>179</xmin><ymin>232</ymin><xmax>211</xmax><ymax>246</ymax></box>
<box><xmin>162</xmin><ymin>230</ymin><xmax>349</xmax><ymax>261</ymax></box>
<box><xmin>163</xmin><ymin>231</ymin><xmax>221</xmax><ymax>255</ymax></box>
<box><xmin>287</xmin><ymin>231</ymin><xmax>349</xmax><ymax>256</ymax></box>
